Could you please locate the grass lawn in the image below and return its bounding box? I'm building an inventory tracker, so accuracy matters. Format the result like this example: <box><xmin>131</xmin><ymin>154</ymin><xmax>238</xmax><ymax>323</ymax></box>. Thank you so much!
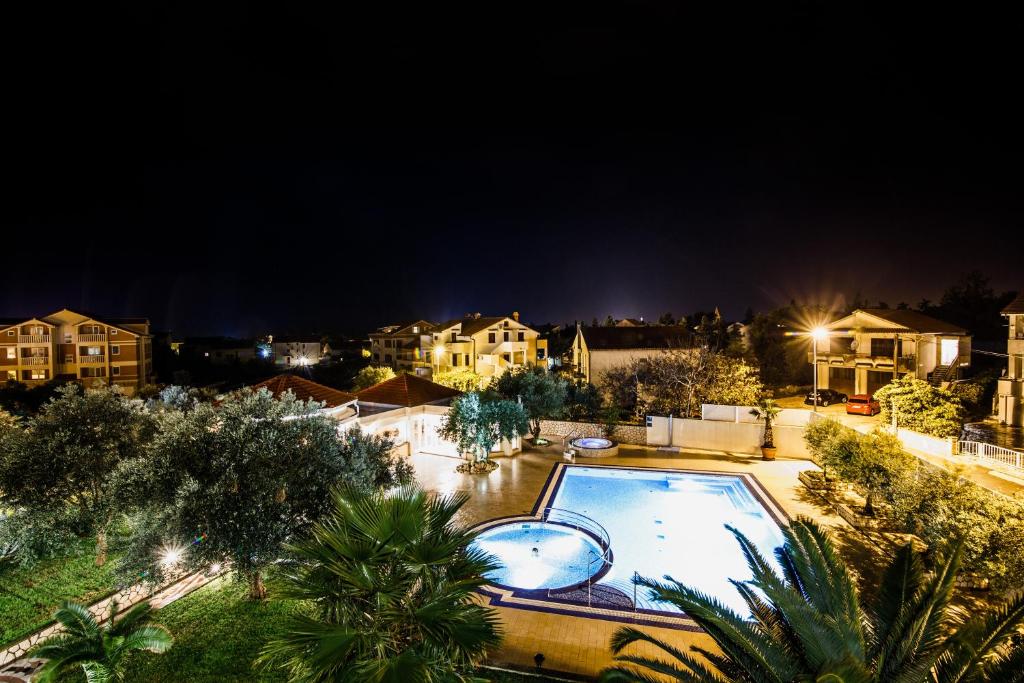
<box><xmin>122</xmin><ymin>577</ymin><xmax>570</xmax><ymax>683</ymax></box>
<box><xmin>0</xmin><ymin>539</ymin><xmax>117</xmax><ymax>645</ymax></box>
<box><xmin>124</xmin><ymin>576</ymin><xmax>301</xmax><ymax>682</ymax></box>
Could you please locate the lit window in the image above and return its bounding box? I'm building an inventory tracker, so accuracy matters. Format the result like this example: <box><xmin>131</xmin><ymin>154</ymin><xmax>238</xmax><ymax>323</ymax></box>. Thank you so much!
<box><xmin>6</xmin><ymin>370</ymin><xmax>15</xmax><ymax>380</ymax></box>
<box><xmin>31</xmin><ymin>370</ymin><xmax>45</xmax><ymax>380</ymax></box>
<box><xmin>5</xmin><ymin>348</ymin><xmax>14</xmax><ymax>359</ymax></box>
<box><xmin>87</xmin><ymin>347</ymin><xmax>101</xmax><ymax>356</ymax></box>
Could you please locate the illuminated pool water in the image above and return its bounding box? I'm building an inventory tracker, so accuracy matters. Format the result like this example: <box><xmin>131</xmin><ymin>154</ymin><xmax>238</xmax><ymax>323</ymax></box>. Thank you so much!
<box><xmin>572</xmin><ymin>437</ymin><xmax>613</xmax><ymax>449</ymax></box>
<box><xmin>475</xmin><ymin>466</ymin><xmax>786</xmax><ymax>615</ymax></box>
<box><xmin>472</xmin><ymin>521</ymin><xmax>606</xmax><ymax>590</ymax></box>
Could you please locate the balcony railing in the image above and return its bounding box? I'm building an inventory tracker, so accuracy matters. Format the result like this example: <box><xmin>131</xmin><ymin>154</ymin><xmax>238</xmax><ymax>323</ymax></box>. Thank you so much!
<box><xmin>79</xmin><ymin>355</ymin><xmax>106</xmax><ymax>364</ymax></box>
<box><xmin>809</xmin><ymin>351</ymin><xmax>916</xmax><ymax>371</ymax></box>
<box><xmin>78</xmin><ymin>334</ymin><xmax>107</xmax><ymax>342</ymax></box>
<box><xmin>21</xmin><ymin>357</ymin><xmax>48</xmax><ymax>365</ymax></box>
<box><xmin>18</xmin><ymin>335</ymin><xmax>50</xmax><ymax>344</ymax></box>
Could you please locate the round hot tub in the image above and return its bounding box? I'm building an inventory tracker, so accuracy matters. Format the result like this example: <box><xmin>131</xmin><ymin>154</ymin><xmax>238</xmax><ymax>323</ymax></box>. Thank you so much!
<box><xmin>471</xmin><ymin>514</ymin><xmax>610</xmax><ymax>592</ymax></box>
<box><xmin>570</xmin><ymin>437</ymin><xmax>619</xmax><ymax>457</ymax></box>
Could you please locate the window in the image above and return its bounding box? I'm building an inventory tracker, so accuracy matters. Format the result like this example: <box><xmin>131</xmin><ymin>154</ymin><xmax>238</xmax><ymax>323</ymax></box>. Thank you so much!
<box><xmin>518</xmin><ymin>332</ymin><xmax>525</xmax><ymax>341</ymax></box>
<box><xmin>503</xmin><ymin>353</ymin><xmax>511</xmax><ymax>362</ymax></box>
<box><xmin>870</xmin><ymin>338</ymin><xmax>897</xmax><ymax>358</ymax></box>
<box><xmin>110</xmin><ymin>329</ymin><xmax>117</xmax><ymax>336</ymax></box>
<box><xmin>6</xmin><ymin>330</ymin><xmax>12</xmax><ymax>336</ymax></box>
<box><xmin>412</xmin><ymin>326</ymin><xmax>419</xmax><ymax>333</ymax></box>
<box><xmin>488</xmin><ymin>333</ymin><xmax>495</xmax><ymax>343</ymax></box>
<box><xmin>464</xmin><ymin>354</ymin><xmax>470</xmax><ymax>366</ymax></box>
<box><xmin>112</xmin><ymin>366</ymin><xmax>121</xmax><ymax>376</ymax></box>
<box><xmin>111</xmin><ymin>345</ymin><xmax>120</xmax><ymax>356</ymax></box>
<box><xmin>452</xmin><ymin>354</ymin><xmax>460</xmax><ymax>367</ymax></box>
<box><xmin>86</xmin><ymin>346</ymin><xmax>101</xmax><ymax>356</ymax></box>
<box><xmin>64</xmin><ymin>333</ymin><xmax>72</xmax><ymax>343</ymax></box>
<box><xmin>64</xmin><ymin>355</ymin><xmax>73</xmax><ymax>364</ymax></box>
<box><xmin>30</xmin><ymin>370</ymin><xmax>46</xmax><ymax>380</ymax></box>
<box><xmin>384</xmin><ymin>354</ymin><xmax>392</xmax><ymax>363</ymax></box>
<box><xmin>5</xmin><ymin>348</ymin><xmax>14</xmax><ymax>359</ymax></box>
<box><xmin>6</xmin><ymin>370</ymin><xmax>15</xmax><ymax>380</ymax></box>
<box><xmin>503</xmin><ymin>332</ymin><xmax>510</xmax><ymax>342</ymax></box>
<box><xmin>450</xmin><ymin>332</ymin><xmax>457</xmax><ymax>342</ymax></box>
<box><xmin>537</xmin><ymin>348</ymin><xmax>546</xmax><ymax>360</ymax></box>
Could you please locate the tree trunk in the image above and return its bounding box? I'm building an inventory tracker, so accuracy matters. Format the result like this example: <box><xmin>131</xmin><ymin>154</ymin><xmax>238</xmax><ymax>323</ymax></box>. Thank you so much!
<box><xmin>249</xmin><ymin>572</ymin><xmax>267</xmax><ymax>600</ymax></box>
<box><xmin>864</xmin><ymin>491</ymin><xmax>876</xmax><ymax>517</ymax></box>
<box><xmin>763</xmin><ymin>422</ymin><xmax>774</xmax><ymax>449</ymax></box>
<box><xmin>531</xmin><ymin>419</ymin><xmax>541</xmax><ymax>440</ymax></box>
<box><xmin>95</xmin><ymin>529</ymin><xmax>107</xmax><ymax>567</ymax></box>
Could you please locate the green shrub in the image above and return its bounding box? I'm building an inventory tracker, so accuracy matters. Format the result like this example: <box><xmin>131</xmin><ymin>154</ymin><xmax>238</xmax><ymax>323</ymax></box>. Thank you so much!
<box><xmin>874</xmin><ymin>375</ymin><xmax>964</xmax><ymax>438</ymax></box>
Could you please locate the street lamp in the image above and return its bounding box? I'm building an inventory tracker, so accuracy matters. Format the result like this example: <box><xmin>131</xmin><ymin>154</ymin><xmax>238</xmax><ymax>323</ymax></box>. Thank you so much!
<box><xmin>811</xmin><ymin>327</ymin><xmax>828</xmax><ymax>413</ymax></box>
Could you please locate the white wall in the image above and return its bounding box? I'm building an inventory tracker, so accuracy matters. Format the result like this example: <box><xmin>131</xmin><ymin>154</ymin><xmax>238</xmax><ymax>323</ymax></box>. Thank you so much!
<box><xmin>647</xmin><ymin>403</ymin><xmax>815</xmax><ymax>458</ymax></box>
<box><xmin>349</xmin><ymin>404</ymin><xmax>520</xmax><ymax>458</ymax></box>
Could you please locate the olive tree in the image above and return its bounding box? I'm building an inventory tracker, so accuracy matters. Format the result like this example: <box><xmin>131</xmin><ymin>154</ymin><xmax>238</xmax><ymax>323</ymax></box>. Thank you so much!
<box><xmin>438</xmin><ymin>392</ymin><xmax>528</xmax><ymax>463</ymax></box>
<box><xmin>493</xmin><ymin>367</ymin><xmax>567</xmax><ymax>439</ymax></box>
<box><xmin>117</xmin><ymin>388</ymin><xmax>412</xmax><ymax>599</ymax></box>
<box><xmin>0</xmin><ymin>385</ymin><xmax>155</xmax><ymax>565</ymax></box>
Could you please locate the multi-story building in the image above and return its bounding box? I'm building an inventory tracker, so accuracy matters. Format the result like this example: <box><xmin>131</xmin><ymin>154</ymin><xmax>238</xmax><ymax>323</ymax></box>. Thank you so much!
<box><xmin>997</xmin><ymin>291</ymin><xmax>1024</xmax><ymax>426</ymax></box>
<box><xmin>570</xmin><ymin>324</ymin><xmax>693</xmax><ymax>385</ymax></box>
<box><xmin>267</xmin><ymin>335</ymin><xmax>324</xmax><ymax>367</ymax></box>
<box><xmin>0</xmin><ymin>309</ymin><xmax>154</xmax><ymax>395</ymax></box>
<box><xmin>811</xmin><ymin>308</ymin><xmax>971</xmax><ymax>397</ymax></box>
<box><xmin>369</xmin><ymin>313</ymin><xmax>548</xmax><ymax>379</ymax></box>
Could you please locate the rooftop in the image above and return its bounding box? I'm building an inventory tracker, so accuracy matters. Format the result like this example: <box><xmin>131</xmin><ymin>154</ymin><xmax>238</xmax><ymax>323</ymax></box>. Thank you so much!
<box><xmin>248</xmin><ymin>374</ymin><xmax>357</xmax><ymax>408</ymax></box>
<box><xmin>834</xmin><ymin>309</ymin><xmax>968</xmax><ymax>335</ymax></box>
<box><xmin>356</xmin><ymin>373</ymin><xmax>462</xmax><ymax>407</ymax></box>
<box><xmin>1002</xmin><ymin>291</ymin><xmax>1024</xmax><ymax>315</ymax></box>
<box><xmin>578</xmin><ymin>324</ymin><xmax>694</xmax><ymax>350</ymax></box>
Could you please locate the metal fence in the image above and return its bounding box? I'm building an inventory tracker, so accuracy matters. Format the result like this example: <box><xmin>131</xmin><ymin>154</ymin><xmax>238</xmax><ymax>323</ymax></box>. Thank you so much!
<box><xmin>957</xmin><ymin>440</ymin><xmax>1024</xmax><ymax>472</ymax></box>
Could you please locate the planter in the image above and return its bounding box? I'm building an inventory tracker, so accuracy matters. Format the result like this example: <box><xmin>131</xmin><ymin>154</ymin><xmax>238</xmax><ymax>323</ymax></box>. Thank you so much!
<box><xmin>456</xmin><ymin>460</ymin><xmax>499</xmax><ymax>475</ymax></box>
<box><xmin>798</xmin><ymin>470</ymin><xmax>837</xmax><ymax>492</ymax></box>
<box><xmin>834</xmin><ymin>502</ymin><xmax>896</xmax><ymax>531</ymax></box>
<box><xmin>760</xmin><ymin>446</ymin><xmax>777</xmax><ymax>461</ymax></box>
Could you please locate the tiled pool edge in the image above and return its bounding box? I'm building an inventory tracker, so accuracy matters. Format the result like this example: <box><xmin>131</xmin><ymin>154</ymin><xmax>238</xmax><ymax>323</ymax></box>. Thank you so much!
<box><xmin>472</xmin><ymin>461</ymin><xmax>791</xmax><ymax>631</ymax></box>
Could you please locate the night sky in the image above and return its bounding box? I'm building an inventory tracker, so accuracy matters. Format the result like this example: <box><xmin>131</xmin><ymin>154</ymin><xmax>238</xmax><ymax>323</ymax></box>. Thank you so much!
<box><xmin>5</xmin><ymin>3</ymin><xmax>1022</xmax><ymax>336</ymax></box>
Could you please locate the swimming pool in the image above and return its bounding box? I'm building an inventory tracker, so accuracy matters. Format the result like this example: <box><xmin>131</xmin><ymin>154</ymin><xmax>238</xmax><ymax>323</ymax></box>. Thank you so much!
<box><xmin>473</xmin><ymin>464</ymin><xmax>786</xmax><ymax>617</ymax></box>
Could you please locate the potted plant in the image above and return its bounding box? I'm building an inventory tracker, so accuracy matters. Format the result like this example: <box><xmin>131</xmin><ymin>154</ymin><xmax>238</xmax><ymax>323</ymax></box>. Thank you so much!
<box><xmin>750</xmin><ymin>397</ymin><xmax>781</xmax><ymax>460</ymax></box>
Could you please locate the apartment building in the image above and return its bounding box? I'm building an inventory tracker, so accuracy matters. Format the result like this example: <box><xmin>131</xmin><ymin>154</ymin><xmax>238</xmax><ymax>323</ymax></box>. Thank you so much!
<box><xmin>268</xmin><ymin>335</ymin><xmax>324</xmax><ymax>367</ymax></box>
<box><xmin>811</xmin><ymin>308</ymin><xmax>971</xmax><ymax>396</ymax></box>
<box><xmin>997</xmin><ymin>291</ymin><xmax>1024</xmax><ymax>426</ymax></box>
<box><xmin>369</xmin><ymin>313</ymin><xmax>548</xmax><ymax>379</ymax></box>
<box><xmin>571</xmin><ymin>324</ymin><xmax>694</xmax><ymax>385</ymax></box>
<box><xmin>0</xmin><ymin>309</ymin><xmax>154</xmax><ymax>395</ymax></box>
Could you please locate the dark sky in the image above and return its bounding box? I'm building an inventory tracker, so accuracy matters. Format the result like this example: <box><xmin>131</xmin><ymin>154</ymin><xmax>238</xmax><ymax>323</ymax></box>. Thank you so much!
<box><xmin>4</xmin><ymin>2</ymin><xmax>1022</xmax><ymax>336</ymax></box>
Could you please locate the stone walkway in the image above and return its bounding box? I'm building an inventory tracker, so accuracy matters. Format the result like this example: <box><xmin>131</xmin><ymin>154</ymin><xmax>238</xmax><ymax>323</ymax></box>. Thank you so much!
<box><xmin>410</xmin><ymin>441</ymin><xmax>861</xmax><ymax>679</ymax></box>
<box><xmin>0</xmin><ymin>567</ymin><xmax>222</xmax><ymax>680</ymax></box>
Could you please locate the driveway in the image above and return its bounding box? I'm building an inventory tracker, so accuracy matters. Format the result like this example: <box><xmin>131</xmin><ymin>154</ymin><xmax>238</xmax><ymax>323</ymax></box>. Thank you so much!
<box><xmin>775</xmin><ymin>395</ymin><xmax>881</xmax><ymax>433</ymax></box>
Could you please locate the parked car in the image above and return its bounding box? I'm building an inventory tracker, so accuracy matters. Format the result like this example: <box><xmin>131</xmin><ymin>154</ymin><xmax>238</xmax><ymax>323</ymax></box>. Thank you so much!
<box><xmin>804</xmin><ymin>389</ymin><xmax>848</xmax><ymax>406</ymax></box>
<box><xmin>845</xmin><ymin>394</ymin><xmax>880</xmax><ymax>416</ymax></box>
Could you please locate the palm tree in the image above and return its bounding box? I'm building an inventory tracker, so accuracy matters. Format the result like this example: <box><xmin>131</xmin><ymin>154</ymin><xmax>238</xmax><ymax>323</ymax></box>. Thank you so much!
<box><xmin>258</xmin><ymin>485</ymin><xmax>503</xmax><ymax>682</ymax></box>
<box><xmin>33</xmin><ymin>600</ymin><xmax>173</xmax><ymax>682</ymax></box>
<box><xmin>601</xmin><ymin>518</ymin><xmax>1024</xmax><ymax>683</ymax></box>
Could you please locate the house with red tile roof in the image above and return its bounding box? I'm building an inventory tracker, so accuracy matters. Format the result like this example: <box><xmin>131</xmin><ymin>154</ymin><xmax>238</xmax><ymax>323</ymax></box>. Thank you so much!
<box><xmin>248</xmin><ymin>373</ymin><xmax>358</xmax><ymax>421</ymax></box>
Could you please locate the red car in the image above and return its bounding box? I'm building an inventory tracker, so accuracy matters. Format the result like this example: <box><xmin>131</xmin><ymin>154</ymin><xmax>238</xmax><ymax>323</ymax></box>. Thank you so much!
<box><xmin>846</xmin><ymin>394</ymin><xmax>880</xmax><ymax>416</ymax></box>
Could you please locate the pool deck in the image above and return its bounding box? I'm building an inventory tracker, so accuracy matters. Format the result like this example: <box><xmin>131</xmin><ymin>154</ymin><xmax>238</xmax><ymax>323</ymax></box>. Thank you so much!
<box><xmin>410</xmin><ymin>440</ymin><xmax>860</xmax><ymax>680</ymax></box>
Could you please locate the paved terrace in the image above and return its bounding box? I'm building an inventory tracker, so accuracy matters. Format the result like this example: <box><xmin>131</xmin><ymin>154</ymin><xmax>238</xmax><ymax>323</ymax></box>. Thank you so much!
<box><xmin>410</xmin><ymin>441</ymin><xmax>876</xmax><ymax>679</ymax></box>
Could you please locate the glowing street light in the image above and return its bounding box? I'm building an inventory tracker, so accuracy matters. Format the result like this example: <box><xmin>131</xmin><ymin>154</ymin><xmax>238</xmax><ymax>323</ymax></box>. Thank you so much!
<box><xmin>787</xmin><ymin>324</ymin><xmax>835</xmax><ymax>413</ymax></box>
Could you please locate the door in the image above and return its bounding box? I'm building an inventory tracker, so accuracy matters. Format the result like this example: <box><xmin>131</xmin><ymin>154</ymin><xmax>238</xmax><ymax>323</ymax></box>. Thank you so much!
<box><xmin>828</xmin><ymin>367</ymin><xmax>855</xmax><ymax>395</ymax></box>
<box><xmin>867</xmin><ymin>370</ymin><xmax>891</xmax><ymax>396</ymax></box>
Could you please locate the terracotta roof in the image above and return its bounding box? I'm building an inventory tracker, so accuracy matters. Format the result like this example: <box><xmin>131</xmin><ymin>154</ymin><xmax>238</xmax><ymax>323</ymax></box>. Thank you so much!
<box><xmin>853</xmin><ymin>309</ymin><xmax>967</xmax><ymax>335</ymax></box>
<box><xmin>356</xmin><ymin>373</ymin><xmax>462</xmax><ymax>407</ymax></box>
<box><xmin>1002</xmin><ymin>291</ymin><xmax>1024</xmax><ymax>315</ymax></box>
<box><xmin>579</xmin><ymin>325</ymin><xmax>694</xmax><ymax>350</ymax></box>
<box><xmin>249</xmin><ymin>374</ymin><xmax>357</xmax><ymax>408</ymax></box>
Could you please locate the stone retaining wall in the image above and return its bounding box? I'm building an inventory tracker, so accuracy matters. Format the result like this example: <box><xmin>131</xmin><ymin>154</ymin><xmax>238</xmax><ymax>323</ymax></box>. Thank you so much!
<box><xmin>539</xmin><ymin>420</ymin><xmax>647</xmax><ymax>445</ymax></box>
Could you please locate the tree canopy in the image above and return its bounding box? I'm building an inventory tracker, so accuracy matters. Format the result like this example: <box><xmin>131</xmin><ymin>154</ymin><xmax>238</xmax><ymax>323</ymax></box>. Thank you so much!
<box><xmin>116</xmin><ymin>388</ymin><xmax>412</xmax><ymax>598</ymax></box>
<box><xmin>874</xmin><ymin>375</ymin><xmax>964</xmax><ymax>438</ymax></box>
<box><xmin>493</xmin><ymin>366</ymin><xmax>567</xmax><ymax>438</ymax></box>
<box><xmin>438</xmin><ymin>392</ymin><xmax>528</xmax><ymax>462</ymax></box>
<box><xmin>350</xmin><ymin>365</ymin><xmax>396</xmax><ymax>391</ymax></box>
<box><xmin>0</xmin><ymin>384</ymin><xmax>156</xmax><ymax>565</ymax></box>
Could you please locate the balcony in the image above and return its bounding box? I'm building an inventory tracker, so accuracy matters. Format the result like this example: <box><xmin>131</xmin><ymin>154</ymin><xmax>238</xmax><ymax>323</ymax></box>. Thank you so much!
<box><xmin>809</xmin><ymin>351</ymin><xmax>916</xmax><ymax>372</ymax></box>
<box><xmin>79</xmin><ymin>334</ymin><xmax>107</xmax><ymax>343</ymax></box>
<box><xmin>21</xmin><ymin>357</ymin><xmax>48</xmax><ymax>365</ymax></box>
<box><xmin>18</xmin><ymin>335</ymin><xmax>50</xmax><ymax>344</ymax></box>
<box><xmin>79</xmin><ymin>355</ymin><xmax>106</xmax><ymax>364</ymax></box>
